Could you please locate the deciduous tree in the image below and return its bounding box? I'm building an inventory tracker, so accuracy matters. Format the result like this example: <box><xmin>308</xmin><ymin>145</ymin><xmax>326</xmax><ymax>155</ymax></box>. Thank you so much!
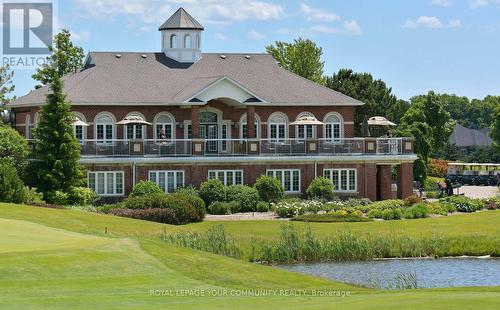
<box><xmin>266</xmin><ymin>38</ymin><xmax>325</xmax><ymax>85</ymax></box>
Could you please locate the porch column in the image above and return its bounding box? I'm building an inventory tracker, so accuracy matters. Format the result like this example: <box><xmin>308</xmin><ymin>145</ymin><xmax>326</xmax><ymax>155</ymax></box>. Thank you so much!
<box><xmin>246</xmin><ymin>105</ymin><xmax>260</xmax><ymax>155</ymax></box>
<box><xmin>247</xmin><ymin>105</ymin><xmax>256</xmax><ymax>139</ymax></box>
<box><xmin>364</xmin><ymin>163</ymin><xmax>377</xmax><ymax>202</ymax></box>
<box><xmin>377</xmin><ymin>164</ymin><xmax>393</xmax><ymax>201</ymax></box>
<box><xmin>397</xmin><ymin>162</ymin><xmax>414</xmax><ymax>199</ymax></box>
<box><xmin>191</xmin><ymin>105</ymin><xmax>200</xmax><ymax>139</ymax></box>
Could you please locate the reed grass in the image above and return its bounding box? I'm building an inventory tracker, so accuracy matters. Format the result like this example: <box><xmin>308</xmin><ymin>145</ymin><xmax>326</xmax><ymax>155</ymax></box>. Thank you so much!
<box><xmin>162</xmin><ymin>223</ymin><xmax>499</xmax><ymax>263</ymax></box>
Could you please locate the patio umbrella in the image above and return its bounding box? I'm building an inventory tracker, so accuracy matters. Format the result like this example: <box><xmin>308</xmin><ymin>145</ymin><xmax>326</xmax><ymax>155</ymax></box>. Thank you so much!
<box><xmin>116</xmin><ymin>115</ymin><xmax>152</xmax><ymax>126</ymax></box>
<box><xmin>72</xmin><ymin>119</ymin><xmax>89</xmax><ymax>127</ymax></box>
<box><xmin>289</xmin><ymin>116</ymin><xmax>324</xmax><ymax>126</ymax></box>
<box><xmin>367</xmin><ymin>116</ymin><xmax>396</xmax><ymax>126</ymax></box>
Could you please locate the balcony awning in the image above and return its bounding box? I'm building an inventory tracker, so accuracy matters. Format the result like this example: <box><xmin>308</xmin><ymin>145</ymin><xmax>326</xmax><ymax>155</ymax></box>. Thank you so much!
<box><xmin>117</xmin><ymin>115</ymin><xmax>152</xmax><ymax>126</ymax></box>
<box><xmin>289</xmin><ymin>116</ymin><xmax>324</xmax><ymax>126</ymax></box>
<box><xmin>368</xmin><ymin>116</ymin><xmax>396</xmax><ymax>126</ymax></box>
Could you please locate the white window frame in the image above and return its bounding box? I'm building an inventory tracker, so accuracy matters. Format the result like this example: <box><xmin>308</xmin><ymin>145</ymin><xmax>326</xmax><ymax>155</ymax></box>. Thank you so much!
<box><xmin>88</xmin><ymin>171</ymin><xmax>124</xmax><ymax>196</ymax></box>
<box><xmin>323</xmin><ymin>112</ymin><xmax>344</xmax><ymax>141</ymax></box>
<box><xmin>268</xmin><ymin>112</ymin><xmax>288</xmax><ymax>142</ymax></box>
<box><xmin>94</xmin><ymin>112</ymin><xmax>115</xmax><ymax>144</ymax></box>
<box><xmin>154</xmin><ymin>113</ymin><xmax>175</xmax><ymax>141</ymax></box>
<box><xmin>149</xmin><ymin>170</ymin><xmax>185</xmax><ymax>193</ymax></box>
<box><xmin>266</xmin><ymin>169</ymin><xmax>301</xmax><ymax>193</ymax></box>
<box><xmin>295</xmin><ymin>112</ymin><xmax>317</xmax><ymax>139</ymax></box>
<box><xmin>170</xmin><ymin>34</ymin><xmax>177</xmax><ymax>48</ymax></box>
<box><xmin>72</xmin><ymin>112</ymin><xmax>87</xmax><ymax>143</ymax></box>
<box><xmin>323</xmin><ymin>168</ymin><xmax>357</xmax><ymax>192</ymax></box>
<box><xmin>208</xmin><ymin>170</ymin><xmax>244</xmax><ymax>186</ymax></box>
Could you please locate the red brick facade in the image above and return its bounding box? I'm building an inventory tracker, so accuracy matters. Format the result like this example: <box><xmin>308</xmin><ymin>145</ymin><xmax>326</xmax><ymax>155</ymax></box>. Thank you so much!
<box><xmin>12</xmin><ymin>100</ymin><xmax>415</xmax><ymax>201</ymax></box>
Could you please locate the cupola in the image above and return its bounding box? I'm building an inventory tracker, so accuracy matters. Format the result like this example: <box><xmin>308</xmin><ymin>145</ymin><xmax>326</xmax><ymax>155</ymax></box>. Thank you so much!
<box><xmin>159</xmin><ymin>8</ymin><xmax>203</xmax><ymax>63</ymax></box>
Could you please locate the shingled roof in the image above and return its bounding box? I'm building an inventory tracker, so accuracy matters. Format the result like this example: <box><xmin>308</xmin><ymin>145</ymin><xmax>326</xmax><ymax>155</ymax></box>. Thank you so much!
<box><xmin>159</xmin><ymin>7</ymin><xmax>204</xmax><ymax>30</ymax></box>
<box><xmin>10</xmin><ymin>52</ymin><xmax>365</xmax><ymax>107</ymax></box>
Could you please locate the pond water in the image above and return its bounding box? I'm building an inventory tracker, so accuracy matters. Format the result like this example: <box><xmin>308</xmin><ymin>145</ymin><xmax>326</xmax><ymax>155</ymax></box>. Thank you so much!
<box><xmin>275</xmin><ymin>258</ymin><xmax>500</xmax><ymax>289</ymax></box>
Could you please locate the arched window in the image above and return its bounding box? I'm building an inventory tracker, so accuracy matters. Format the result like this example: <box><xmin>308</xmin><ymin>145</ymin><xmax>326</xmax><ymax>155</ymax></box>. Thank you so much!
<box><xmin>73</xmin><ymin>112</ymin><xmax>87</xmax><ymax>143</ymax></box>
<box><xmin>239</xmin><ymin>113</ymin><xmax>260</xmax><ymax>139</ymax></box>
<box><xmin>95</xmin><ymin>112</ymin><xmax>115</xmax><ymax>143</ymax></box>
<box><xmin>184</xmin><ymin>35</ymin><xmax>191</xmax><ymax>48</ymax></box>
<box><xmin>324</xmin><ymin>112</ymin><xmax>344</xmax><ymax>141</ymax></box>
<box><xmin>169</xmin><ymin>34</ymin><xmax>177</xmax><ymax>48</ymax></box>
<box><xmin>295</xmin><ymin>112</ymin><xmax>317</xmax><ymax>139</ymax></box>
<box><xmin>25</xmin><ymin>114</ymin><xmax>31</xmax><ymax>139</ymax></box>
<box><xmin>196</xmin><ymin>35</ymin><xmax>200</xmax><ymax>48</ymax></box>
<box><xmin>268</xmin><ymin>112</ymin><xmax>288</xmax><ymax>141</ymax></box>
<box><xmin>200</xmin><ymin>111</ymin><xmax>218</xmax><ymax>123</ymax></box>
<box><xmin>154</xmin><ymin>113</ymin><xmax>175</xmax><ymax>140</ymax></box>
<box><xmin>124</xmin><ymin>112</ymin><xmax>146</xmax><ymax>140</ymax></box>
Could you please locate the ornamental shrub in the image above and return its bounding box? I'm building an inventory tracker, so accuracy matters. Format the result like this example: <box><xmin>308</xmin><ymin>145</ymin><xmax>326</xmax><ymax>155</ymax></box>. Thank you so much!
<box><xmin>272</xmin><ymin>200</ymin><xmax>322</xmax><ymax>218</ymax></box>
<box><xmin>403</xmin><ymin>195</ymin><xmax>423</xmax><ymax>207</ymax></box>
<box><xmin>254</xmin><ymin>176</ymin><xmax>284</xmax><ymax>203</ymax></box>
<box><xmin>24</xmin><ymin>187</ymin><xmax>45</xmax><ymax>204</ymax></box>
<box><xmin>439</xmin><ymin>196</ymin><xmax>484</xmax><ymax>213</ymax></box>
<box><xmin>226</xmin><ymin>185</ymin><xmax>260</xmax><ymax>212</ymax></box>
<box><xmin>68</xmin><ymin>186</ymin><xmax>99</xmax><ymax>206</ymax></box>
<box><xmin>208</xmin><ymin>201</ymin><xmax>238</xmax><ymax>215</ymax></box>
<box><xmin>199</xmin><ymin>179</ymin><xmax>226</xmax><ymax>206</ymax></box>
<box><xmin>367</xmin><ymin>209</ymin><xmax>382</xmax><ymax>219</ymax></box>
<box><xmin>174</xmin><ymin>185</ymin><xmax>199</xmax><ymax>196</ymax></box>
<box><xmin>120</xmin><ymin>192</ymin><xmax>205</xmax><ymax>224</ymax></box>
<box><xmin>402</xmin><ymin>203</ymin><xmax>429</xmax><ymax>219</ymax></box>
<box><xmin>426</xmin><ymin>202</ymin><xmax>450</xmax><ymax>216</ymax></box>
<box><xmin>368</xmin><ymin>199</ymin><xmax>405</xmax><ymax>211</ymax></box>
<box><xmin>109</xmin><ymin>208</ymin><xmax>177</xmax><ymax>224</ymax></box>
<box><xmin>46</xmin><ymin>191</ymin><xmax>69</xmax><ymax>206</ymax></box>
<box><xmin>0</xmin><ymin>160</ymin><xmax>27</xmax><ymax>204</ymax></box>
<box><xmin>130</xmin><ymin>181</ymin><xmax>163</xmax><ymax>197</ymax></box>
<box><xmin>382</xmin><ymin>208</ymin><xmax>403</xmax><ymax>220</ymax></box>
<box><xmin>0</xmin><ymin>125</ymin><xmax>29</xmax><ymax>175</ymax></box>
<box><xmin>306</xmin><ymin>177</ymin><xmax>335</xmax><ymax>200</ymax></box>
<box><xmin>256</xmin><ymin>201</ymin><xmax>270</xmax><ymax>212</ymax></box>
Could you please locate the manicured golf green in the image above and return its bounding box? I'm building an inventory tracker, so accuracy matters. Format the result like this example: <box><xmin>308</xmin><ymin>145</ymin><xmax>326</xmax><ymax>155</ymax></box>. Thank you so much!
<box><xmin>0</xmin><ymin>203</ymin><xmax>499</xmax><ymax>309</ymax></box>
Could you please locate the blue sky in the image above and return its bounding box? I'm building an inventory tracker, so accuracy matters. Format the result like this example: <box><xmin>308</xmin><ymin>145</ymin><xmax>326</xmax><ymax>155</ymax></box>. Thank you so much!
<box><xmin>11</xmin><ymin>0</ymin><xmax>500</xmax><ymax>100</ymax></box>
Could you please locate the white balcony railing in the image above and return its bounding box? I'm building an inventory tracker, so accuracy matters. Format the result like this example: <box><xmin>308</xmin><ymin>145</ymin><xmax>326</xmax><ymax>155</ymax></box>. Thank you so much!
<box><xmin>27</xmin><ymin>138</ymin><xmax>414</xmax><ymax>158</ymax></box>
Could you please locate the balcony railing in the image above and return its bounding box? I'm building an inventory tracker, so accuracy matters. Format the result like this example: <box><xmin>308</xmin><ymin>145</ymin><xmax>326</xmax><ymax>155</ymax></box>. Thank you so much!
<box><xmin>27</xmin><ymin>138</ymin><xmax>414</xmax><ymax>158</ymax></box>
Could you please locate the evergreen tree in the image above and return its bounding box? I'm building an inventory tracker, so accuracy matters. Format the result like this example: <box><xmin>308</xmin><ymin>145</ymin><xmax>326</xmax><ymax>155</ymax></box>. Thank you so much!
<box><xmin>29</xmin><ymin>64</ymin><xmax>83</xmax><ymax>200</ymax></box>
<box><xmin>490</xmin><ymin>104</ymin><xmax>500</xmax><ymax>153</ymax></box>
<box><xmin>325</xmin><ymin>69</ymin><xmax>409</xmax><ymax>135</ymax></box>
<box><xmin>32</xmin><ymin>29</ymin><xmax>84</xmax><ymax>87</ymax></box>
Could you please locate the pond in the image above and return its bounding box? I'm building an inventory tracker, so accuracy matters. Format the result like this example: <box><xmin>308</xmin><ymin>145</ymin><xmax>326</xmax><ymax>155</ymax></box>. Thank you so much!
<box><xmin>275</xmin><ymin>258</ymin><xmax>500</xmax><ymax>289</ymax></box>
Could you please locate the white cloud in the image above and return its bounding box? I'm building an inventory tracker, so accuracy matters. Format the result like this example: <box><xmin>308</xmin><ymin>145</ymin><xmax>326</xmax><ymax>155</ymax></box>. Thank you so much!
<box><xmin>403</xmin><ymin>16</ymin><xmax>461</xmax><ymax>29</ymax></box>
<box><xmin>309</xmin><ymin>20</ymin><xmax>362</xmax><ymax>35</ymax></box>
<box><xmin>74</xmin><ymin>0</ymin><xmax>284</xmax><ymax>28</ymax></box>
<box><xmin>247</xmin><ymin>29</ymin><xmax>265</xmax><ymax>40</ymax></box>
<box><xmin>344</xmin><ymin>20</ymin><xmax>362</xmax><ymax>35</ymax></box>
<box><xmin>469</xmin><ymin>0</ymin><xmax>491</xmax><ymax>8</ymax></box>
<box><xmin>71</xmin><ymin>30</ymin><xmax>91</xmax><ymax>41</ymax></box>
<box><xmin>214</xmin><ymin>32</ymin><xmax>228</xmax><ymax>41</ymax></box>
<box><xmin>300</xmin><ymin>3</ymin><xmax>340</xmax><ymax>22</ymax></box>
<box><xmin>431</xmin><ymin>0</ymin><xmax>453</xmax><ymax>6</ymax></box>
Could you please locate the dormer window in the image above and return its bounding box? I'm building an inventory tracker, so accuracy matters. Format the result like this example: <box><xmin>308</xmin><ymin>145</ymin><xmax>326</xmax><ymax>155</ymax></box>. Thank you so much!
<box><xmin>184</xmin><ymin>35</ymin><xmax>191</xmax><ymax>48</ymax></box>
<box><xmin>169</xmin><ymin>34</ymin><xmax>177</xmax><ymax>48</ymax></box>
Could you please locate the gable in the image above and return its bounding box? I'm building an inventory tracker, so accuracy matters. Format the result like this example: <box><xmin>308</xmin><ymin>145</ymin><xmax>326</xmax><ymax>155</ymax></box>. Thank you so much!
<box><xmin>186</xmin><ymin>77</ymin><xmax>266</xmax><ymax>105</ymax></box>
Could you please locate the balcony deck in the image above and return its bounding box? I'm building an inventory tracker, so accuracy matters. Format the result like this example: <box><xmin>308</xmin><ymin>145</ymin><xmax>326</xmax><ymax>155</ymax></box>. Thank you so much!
<box><xmin>33</xmin><ymin>138</ymin><xmax>414</xmax><ymax>158</ymax></box>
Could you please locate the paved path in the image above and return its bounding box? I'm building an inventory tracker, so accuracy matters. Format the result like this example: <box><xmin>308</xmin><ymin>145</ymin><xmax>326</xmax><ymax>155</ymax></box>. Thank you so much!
<box><xmin>459</xmin><ymin>186</ymin><xmax>499</xmax><ymax>199</ymax></box>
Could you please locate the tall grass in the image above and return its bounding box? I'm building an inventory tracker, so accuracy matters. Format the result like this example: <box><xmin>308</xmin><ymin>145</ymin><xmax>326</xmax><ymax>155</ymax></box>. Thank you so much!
<box><xmin>162</xmin><ymin>224</ymin><xmax>499</xmax><ymax>263</ymax></box>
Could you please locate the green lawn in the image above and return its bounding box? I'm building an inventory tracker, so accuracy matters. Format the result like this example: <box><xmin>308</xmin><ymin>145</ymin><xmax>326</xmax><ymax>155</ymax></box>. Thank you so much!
<box><xmin>1</xmin><ymin>203</ymin><xmax>499</xmax><ymax>309</ymax></box>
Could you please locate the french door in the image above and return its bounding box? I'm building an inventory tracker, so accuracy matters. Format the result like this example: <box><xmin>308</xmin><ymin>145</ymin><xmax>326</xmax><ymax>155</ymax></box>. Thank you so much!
<box><xmin>200</xmin><ymin>124</ymin><xmax>218</xmax><ymax>153</ymax></box>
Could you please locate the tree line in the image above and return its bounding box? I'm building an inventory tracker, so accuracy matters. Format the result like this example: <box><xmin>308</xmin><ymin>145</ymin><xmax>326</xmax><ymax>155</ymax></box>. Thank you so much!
<box><xmin>266</xmin><ymin>38</ymin><xmax>500</xmax><ymax>180</ymax></box>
